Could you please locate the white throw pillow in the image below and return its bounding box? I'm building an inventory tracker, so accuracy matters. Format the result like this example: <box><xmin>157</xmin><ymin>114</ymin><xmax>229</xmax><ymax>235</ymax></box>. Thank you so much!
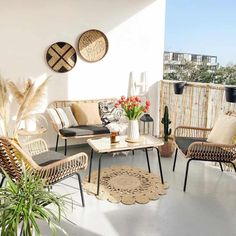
<box><xmin>207</xmin><ymin>114</ymin><xmax>236</xmax><ymax>145</ymax></box>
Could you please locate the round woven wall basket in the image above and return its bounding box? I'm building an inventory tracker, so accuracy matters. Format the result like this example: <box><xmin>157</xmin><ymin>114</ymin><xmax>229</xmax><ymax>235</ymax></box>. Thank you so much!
<box><xmin>78</xmin><ymin>29</ymin><xmax>108</xmax><ymax>62</ymax></box>
<box><xmin>46</xmin><ymin>41</ymin><xmax>77</xmax><ymax>73</ymax></box>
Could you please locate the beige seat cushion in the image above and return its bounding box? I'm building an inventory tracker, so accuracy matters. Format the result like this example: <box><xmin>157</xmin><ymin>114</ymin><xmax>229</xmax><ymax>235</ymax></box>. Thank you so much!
<box><xmin>207</xmin><ymin>114</ymin><xmax>236</xmax><ymax>145</ymax></box>
<box><xmin>71</xmin><ymin>102</ymin><xmax>102</xmax><ymax>125</ymax></box>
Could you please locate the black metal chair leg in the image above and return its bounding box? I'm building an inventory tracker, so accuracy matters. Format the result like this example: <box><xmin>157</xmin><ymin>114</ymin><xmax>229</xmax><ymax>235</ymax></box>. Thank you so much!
<box><xmin>183</xmin><ymin>159</ymin><xmax>192</xmax><ymax>192</ymax></box>
<box><xmin>47</xmin><ymin>186</ymin><xmax>53</xmax><ymax>191</ymax></box>
<box><xmin>132</xmin><ymin>150</ymin><xmax>135</xmax><ymax>155</ymax></box>
<box><xmin>88</xmin><ymin>149</ymin><xmax>93</xmax><ymax>182</ymax></box>
<box><xmin>173</xmin><ymin>148</ymin><xmax>178</xmax><ymax>171</ymax></box>
<box><xmin>76</xmin><ymin>173</ymin><xmax>85</xmax><ymax>207</ymax></box>
<box><xmin>55</xmin><ymin>134</ymin><xmax>59</xmax><ymax>152</ymax></box>
<box><xmin>97</xmin><ymin>154</ymin><xmax>103</xmax><ymax>196</ymax></box>
<box><xmin>230</xmin><ymin>162</ymin><xmax>236</xmax><ymax>172</ymax></box>
<box><xmin>0</xmin><ymin>176</ymin><xmax>6</xmax><ymax>188</ymax></box>
<box><xmin>64</xmin><ymin>139</ymin><xmax>67</xmax><ymax>156</ymax></box>
<box><xmin>155</xmin><ymin>148</ymin><xmax>164</xmax><ymax>184</ymax></box>
<box><xmin>145</xmin><ymin>148</ymin><xmax>151</xmax><ymax>173</ymax></box>
<box><xmin>219</xmin><ymin>162</ymin><xmax>223</xmax><ymax>172</ymax></box>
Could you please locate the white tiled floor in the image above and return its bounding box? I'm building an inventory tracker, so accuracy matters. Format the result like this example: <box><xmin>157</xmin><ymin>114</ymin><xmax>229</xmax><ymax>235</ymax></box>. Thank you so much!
<box><xmin>40</xmin><ymin>145</ymin><xmax>236</xmax><ymax>236</ymax></box>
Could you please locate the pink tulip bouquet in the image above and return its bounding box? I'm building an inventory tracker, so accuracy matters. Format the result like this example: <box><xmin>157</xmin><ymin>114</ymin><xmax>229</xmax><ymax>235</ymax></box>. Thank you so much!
<box><xmin>115</xmin><ymin>96</ymin><xmax>150</xmax><ymax>120</ymax></box>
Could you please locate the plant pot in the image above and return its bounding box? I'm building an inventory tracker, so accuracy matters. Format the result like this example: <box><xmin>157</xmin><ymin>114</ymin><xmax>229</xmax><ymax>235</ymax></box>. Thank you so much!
<box><xmin>127</xmin><ymin>120</ymin><xmax>140</xmax><ymax>141</ymax></box>
<box><xmin>159</xmin><ymin>139</ymin><xmax>175</xmax><ymax>157</ymax></box>
<box><xmin>225</xmin><ymin>86</ymin><xmax>236</xmax><ymax>102</ymax></box>
<box><xmin>173</xmin><ymin>82</ymin><xmax>186</xmax><ymax>95</ymax></box>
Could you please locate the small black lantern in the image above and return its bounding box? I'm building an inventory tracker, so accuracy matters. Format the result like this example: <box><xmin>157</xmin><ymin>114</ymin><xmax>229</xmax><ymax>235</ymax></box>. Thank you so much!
<box><xmin>140</xmin><ymin>114</ymin><xmax>154</xmax><ymax>135</ymax></box>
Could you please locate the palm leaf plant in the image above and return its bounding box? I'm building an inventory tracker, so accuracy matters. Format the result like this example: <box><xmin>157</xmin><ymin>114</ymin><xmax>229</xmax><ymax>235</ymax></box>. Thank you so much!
<box><xmin>0</xmin><ymin>168</ymin><xmax>69</xmax><ymax>236</ymax></box>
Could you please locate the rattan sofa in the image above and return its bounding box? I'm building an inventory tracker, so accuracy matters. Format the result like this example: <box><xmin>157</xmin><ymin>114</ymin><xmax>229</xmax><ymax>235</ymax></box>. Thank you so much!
<box><xmin>47</xmin><ymin>98</ymin><xmax>116</xmax><ymax>155</ymax></box>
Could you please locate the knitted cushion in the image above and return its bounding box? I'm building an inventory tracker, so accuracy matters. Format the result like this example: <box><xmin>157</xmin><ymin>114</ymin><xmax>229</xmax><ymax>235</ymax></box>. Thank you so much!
<box><xmin>207</xmin><ymin>114</ymin><xmax>236</xmax><ymax>145</ymax></box>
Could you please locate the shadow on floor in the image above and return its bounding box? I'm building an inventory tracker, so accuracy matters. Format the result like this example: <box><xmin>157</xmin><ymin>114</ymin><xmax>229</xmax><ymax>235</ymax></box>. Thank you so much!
<box><xmin>39</xmin><ymin>219</ymin><xmax>102</xmax><ymax>236</ymax></box>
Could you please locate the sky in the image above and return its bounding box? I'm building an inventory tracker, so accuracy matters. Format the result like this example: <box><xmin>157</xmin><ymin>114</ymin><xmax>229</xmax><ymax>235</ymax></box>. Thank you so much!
<box><xmin>164</xmin><ymin>0</ymin><xmax>236</xmax><ymax>66</ymax></box>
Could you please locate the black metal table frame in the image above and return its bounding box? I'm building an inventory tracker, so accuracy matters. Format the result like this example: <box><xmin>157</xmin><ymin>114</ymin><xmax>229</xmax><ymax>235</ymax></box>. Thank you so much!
<box><xmin>88</xmin><ymin>147</ymin><xmax>164</xmax><ymax>195</ymax></box>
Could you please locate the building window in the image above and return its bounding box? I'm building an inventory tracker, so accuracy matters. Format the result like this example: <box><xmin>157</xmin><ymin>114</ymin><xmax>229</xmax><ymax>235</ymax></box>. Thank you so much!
<box><xmin>191</xmin><ymin>54</ymin><xmax>197</xmax><ymax>62</ymax></box>
<box><xmin>164</xmin><ymin>53</ymin><xmax>170</xmax><ymax>61</ymax></box>
<box><xmin>202</xmin><ymin>56</ymin><xmax>208</xmax><ymax>63</ymax></box>
<box><xmin>178</xmin><ymin>54</ymin><xmax>184</xmax><ymax>61</ymax></box>
<box><xmin>197</xmin><ymin>55</ymin><xmax>202</xmax><ymax>63</ymax></box>
<box><xmin>172</xmin><ymin>53</ymin><xmax>179</xmax><ymax>61</ymax></box>
<box><xmin>211</xmin><ymin>57</ymin><xmax>217</xmax><ymax>64</ymax></box>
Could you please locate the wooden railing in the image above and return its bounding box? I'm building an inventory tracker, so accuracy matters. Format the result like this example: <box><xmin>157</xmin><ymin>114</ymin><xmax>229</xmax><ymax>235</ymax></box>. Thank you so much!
<box><xmin>159</xmin><ymin>80</ymin><xmax>236</xmax><ymax>136</ymax></box>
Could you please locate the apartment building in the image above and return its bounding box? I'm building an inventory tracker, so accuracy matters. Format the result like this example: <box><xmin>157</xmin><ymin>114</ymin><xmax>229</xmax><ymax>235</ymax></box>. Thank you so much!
<box><xmin>164</xmin><ymin>51</ymin><xmax>218</xmax><ymax>74</ymax></box>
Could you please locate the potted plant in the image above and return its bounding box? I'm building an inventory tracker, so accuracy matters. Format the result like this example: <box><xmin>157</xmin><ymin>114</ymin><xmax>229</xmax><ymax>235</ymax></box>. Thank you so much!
<box><xmin>159</xmin><ymin>106</ymin><xmax>175</xmax><ymax>157</ymax></box>
<box><xmin>0</xmin><ymin>168</ymin><xmax>68</xmax><ymax>236</ymax></box>
<box><xmin>225</xmin><ymin>85</ymin><xmax>236</xmax><ymax>102</ymax></box>
<box><xmin>115</xmin><ymin>96</ymin><xmax>150</xmax><ymax>141</ymax></box>
<box><xmin>173</xmin><ymin>81</ymin><xmax>186</xmax><ymax>94</ymax></box>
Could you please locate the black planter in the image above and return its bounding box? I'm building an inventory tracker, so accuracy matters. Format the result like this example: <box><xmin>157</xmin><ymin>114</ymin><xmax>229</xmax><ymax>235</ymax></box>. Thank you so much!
<box><xmin>173</xmin><ymin>82</ymin><xmax>186</xmax><ymax>95</ymax></box>
<box><xmin>225</xmin><ymin>86</ymin><xmax>236</xmax><ymax>103</ymax></box>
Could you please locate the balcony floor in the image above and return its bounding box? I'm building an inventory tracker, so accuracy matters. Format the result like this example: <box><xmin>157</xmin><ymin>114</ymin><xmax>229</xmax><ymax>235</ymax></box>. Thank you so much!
<box><xmin>40</xmin><ymin>144</ymin><xmax>236</xmax><ymax>236</ymax></box>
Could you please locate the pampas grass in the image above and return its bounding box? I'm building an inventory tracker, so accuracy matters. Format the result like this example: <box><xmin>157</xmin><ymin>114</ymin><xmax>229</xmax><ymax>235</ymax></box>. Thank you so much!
<box><xmin>0</xmin><ymin>78</ymin><xmax>10</xmax><ymax>136</ymax></box>
<box><xmin>7</xmin><ymin>79</ymin><xmax>33</xmax><ymax>105</ymax></box>
<box><xmin>13</xmin><ymin>76</ymin><xmax>49</xmax><ymax>136</ymax></box>
<box><xmin>0</xmin><ymin>75</ymin><xmax>49</xmax><ymax>138</ymax></box>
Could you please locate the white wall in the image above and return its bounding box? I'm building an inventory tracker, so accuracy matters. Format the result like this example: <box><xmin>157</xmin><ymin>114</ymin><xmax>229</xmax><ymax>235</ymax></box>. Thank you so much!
<box><xmin>0</xmin><ymin>0</ymin><xmax>166</xmax><ymax>147</ymax></box>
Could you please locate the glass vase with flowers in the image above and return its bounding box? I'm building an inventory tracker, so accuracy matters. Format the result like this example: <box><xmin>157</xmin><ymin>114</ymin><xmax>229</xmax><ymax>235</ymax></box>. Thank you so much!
<box><xmin>115</xmin><ymin>96</ymin><xmax>150</xmax><ymax>141</ymax></box>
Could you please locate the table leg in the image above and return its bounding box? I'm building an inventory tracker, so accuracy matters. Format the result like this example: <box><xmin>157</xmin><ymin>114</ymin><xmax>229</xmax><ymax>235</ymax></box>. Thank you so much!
<box><xmin>145</xmin><ymin>148</ymin><xmax>151</xmax><ymax>173</ymax></box>
<box><xmin>155</xmin><ymin>147</ymin><xmax>164</xmax><ymax>184</ymax></box>
<box><xmin>88</xmin><ymin>149</ymin><xmax>93</xmax><ymax>182</ymax></box>
<box><xmin>97</xmin><ymin>154</ymin><xmax>103</xmax><ymax>196</ymax></box>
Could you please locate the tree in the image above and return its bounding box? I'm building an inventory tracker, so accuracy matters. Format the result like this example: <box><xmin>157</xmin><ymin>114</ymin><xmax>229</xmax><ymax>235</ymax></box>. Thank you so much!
<box><xmin>163</xmin><ymin>62</ymin><xmax>236</xmax><ymax>85</ymax></box>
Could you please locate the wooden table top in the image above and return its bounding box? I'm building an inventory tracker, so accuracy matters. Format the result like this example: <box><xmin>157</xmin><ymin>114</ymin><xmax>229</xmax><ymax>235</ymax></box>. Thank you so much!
<box><xmin>87</xmin><ymin>135</ymin><xmax>164</xmax><ymax>153</ymax></box>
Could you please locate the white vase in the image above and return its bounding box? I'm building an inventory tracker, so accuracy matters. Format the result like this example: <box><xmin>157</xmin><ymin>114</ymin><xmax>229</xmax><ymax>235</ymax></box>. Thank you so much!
<box><xmin>127</xmin><ymin>120</ymin><xmax>140</xmax><ymax>141</ymax></box>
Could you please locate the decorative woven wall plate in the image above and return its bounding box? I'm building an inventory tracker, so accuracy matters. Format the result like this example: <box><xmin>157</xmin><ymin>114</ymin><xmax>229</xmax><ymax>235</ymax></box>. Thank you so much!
<box><xmin>46</xmin><ymin>42</ymin><xmax>77</xmax><ymax>73</ymax></box>
<box><xmin>78</xmin><ymin>29</ymin><xmax>108</xmax><ymax>62</ymax></box>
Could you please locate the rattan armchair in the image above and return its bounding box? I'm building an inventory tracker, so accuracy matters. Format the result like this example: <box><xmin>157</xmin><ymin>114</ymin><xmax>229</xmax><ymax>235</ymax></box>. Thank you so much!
<box><xmin>0</xmin><ymin>137</ymin><xmax>88</xmax><ymax>207</ymax></box>
<box><xmin>173</xmin><ymin>125</ymin><xmax>236</xmax><ymax>192</ymax></box>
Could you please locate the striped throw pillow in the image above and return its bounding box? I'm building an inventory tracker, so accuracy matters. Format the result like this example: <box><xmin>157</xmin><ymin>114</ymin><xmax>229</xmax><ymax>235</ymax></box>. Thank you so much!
<box><xmin>47</xmin><ymin>108</ymin><xmax>63</xmax><ymax>129</ymax></box>
<box><xmin>62</xmin><ymin>107</ymin><xmax>78</xmax><ymax>127</ymax></box>
<box><xmin>47</xmin><ymin>107</ymin><xmax>78</xmax><ymax>129</ymax></box>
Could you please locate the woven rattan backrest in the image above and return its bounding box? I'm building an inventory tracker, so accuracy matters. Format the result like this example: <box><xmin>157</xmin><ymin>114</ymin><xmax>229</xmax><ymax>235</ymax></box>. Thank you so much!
<box><xmin>48</xmin><ymin>98</ymin><xmax>117</xmax><ymax>109</ymax></box>
<box><xmin>0</xmin><ymin>138</ymin><xmax>40</xmax><ymax>181</ymax></box>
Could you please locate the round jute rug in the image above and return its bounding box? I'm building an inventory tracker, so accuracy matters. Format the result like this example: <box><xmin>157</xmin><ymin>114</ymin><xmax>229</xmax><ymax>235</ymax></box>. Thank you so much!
<box><xmin>83</xmin><ymin>165</ymin><xmax>169</xmax><ymax>205</ymax></box>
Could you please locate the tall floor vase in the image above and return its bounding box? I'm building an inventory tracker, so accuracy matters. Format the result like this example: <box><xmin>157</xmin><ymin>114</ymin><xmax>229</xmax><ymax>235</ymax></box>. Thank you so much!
<box><xmin>127</xmin><ymin>120</ymin><xmax>140</xmax><ymax>141</ymax></box>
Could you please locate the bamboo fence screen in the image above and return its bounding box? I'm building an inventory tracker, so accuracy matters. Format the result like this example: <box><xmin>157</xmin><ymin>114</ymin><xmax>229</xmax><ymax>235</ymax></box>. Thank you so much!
<box><xmin>159</xmin><ymin>80</ymin><xmax>236</xmax><ymax>136</ymax></box>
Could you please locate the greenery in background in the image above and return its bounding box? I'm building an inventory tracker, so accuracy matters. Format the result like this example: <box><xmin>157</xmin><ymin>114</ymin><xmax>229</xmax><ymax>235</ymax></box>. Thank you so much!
<box><xmin>164</xmin><ymin>62</ymin><xmax>236</xmax><ymax>85</ymax></box>
<box><xmin>0</xmin><ymin>168</ymin><xmax>69</xmax><ymax>236</ymax></box>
